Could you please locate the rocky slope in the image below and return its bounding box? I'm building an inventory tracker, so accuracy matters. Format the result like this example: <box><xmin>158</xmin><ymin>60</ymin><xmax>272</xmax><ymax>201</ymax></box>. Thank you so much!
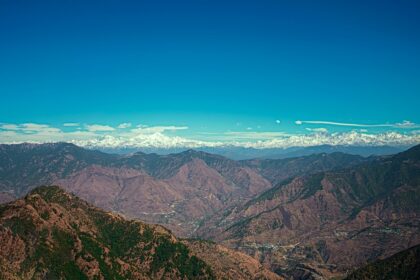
<box><xmin>0</xmin><ymin>186</ymin><xmax>280</xmax><ymax>280</ymax></box>
<box><xmin>0</xmin><ymin>143</ymin><xmax>117</xmax><ymax>196</ymax></box>
<box><xmin>242</xmin><ymin>152</ymin><xmax>365</xmax><ymax>186</ymax></box>
<box><xmin>345</xmin><ymin>244</ymin><xmax>420</xmax><ymax>280</ymax></box>
<box><xmin>3</xmin><ymin>142</ymin><xmax>418</xmax><ymax>279</ymax></box>
<box><xmin>0</xmin><ymin>143</ymin><xmax>364</xmax><ymax>237</ymax></box>
<box><xmin>185</xmin><ymin>240</ymin><xmax>281</xmax><ymax>280</ymax></box>
<box><xmin>203</xmin><ymin>145</ymin><xmax>420</xmax><ymax>279</ymax></box>
<box><xmin>53</xmin><ymin>154</ymin><xmax>272</xmax><ymax>237</ymax></box>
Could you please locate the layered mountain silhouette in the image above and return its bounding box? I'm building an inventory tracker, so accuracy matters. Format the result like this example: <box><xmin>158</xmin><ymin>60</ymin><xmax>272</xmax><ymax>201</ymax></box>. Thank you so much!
<box><xmin>0</xmin><ymin>143</ymin><xmax>366</xmax><ymax>237</ymax></box>
<box><xmin>205</xmin><ymin>145</ymin><xmax>420</xmax><ymax>278</ymax></box>
<box><xmin>0</xmin><ymin>142</ymin><xmax>419</xmax><ymax>279</ymax></box>
<box><xmin>100</xmin><ymin>145</ymin><xmax>407</xmax><ymax>160</ymax></box>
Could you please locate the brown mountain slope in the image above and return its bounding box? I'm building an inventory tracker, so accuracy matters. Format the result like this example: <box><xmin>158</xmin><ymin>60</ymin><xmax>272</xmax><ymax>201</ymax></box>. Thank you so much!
<box><xmin>185</xmin><ymin>240</ymin><xmax>282</xmax><ymax>280</ymax></box>
<box><xmin>203</xmin><ymin>145</ymin><xmax>420</xmax><ymax>279</ymax></box>
<box><xmin>0</xmin><ymin>143</ymin><xmax>367</xmax><ymax>197</ymax></box>
<box><xmin>0</xmin><ymin>143</ymin><xmax>367</xmax><ymax>239</ymax></box>
<box><xmin>52</xmin><ymin>159</ymin><xmax>271</xmax><ymax>237</ymax></box>
<box><xmin>345</xmin><ymin>244</ymin><xmax>420</xmax><ymax>280</ymax></box>
<box><xmin>0</xmin><ymin>186</ymin><xmax>280</xmax><ymax>280</ymax></box>
<box><xmin>243</xmin><ymin>152</ymin><xmax>366</xmax><ymax>186</ymax></box>
<box><xmin>0</xmin><ymin>143</ymin><xmax>118</xmax><ymax>196</ymax></box>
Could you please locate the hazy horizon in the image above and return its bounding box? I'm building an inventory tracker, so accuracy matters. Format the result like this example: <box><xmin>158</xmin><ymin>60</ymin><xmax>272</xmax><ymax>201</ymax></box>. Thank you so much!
<box><xmin>1</xmin><ymin>0</ymin><xmax>419</xmax><ymax>149</ymax></box>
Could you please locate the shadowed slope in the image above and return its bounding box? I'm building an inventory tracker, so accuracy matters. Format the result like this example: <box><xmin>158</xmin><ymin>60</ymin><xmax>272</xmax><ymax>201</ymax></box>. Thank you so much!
<box><xmin>345</xmin><ymin>244</ymin><xmax>420</xmax><ymax>280</ymax></box>
<box><xmin>206</xmin><ymin>145</ymin><xmax>420</xmax><ymax>279</ymax></box>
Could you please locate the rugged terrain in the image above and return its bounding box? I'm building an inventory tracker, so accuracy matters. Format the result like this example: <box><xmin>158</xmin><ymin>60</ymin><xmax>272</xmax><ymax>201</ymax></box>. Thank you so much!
<box><xmin>345</xmin><ymin>244</ymin><xmax>420</xmax><ymax>280</ymax></box>
<box><xmin>202</xmin><ymin>145</ymin><xmax>420</xmax><ymax>278</ymax></box>
<box><xmin>0</xmin><ymin>143</ymin><xmax>365</xmax><ymax>237</ymax></box>
<box><xmin>0</xmin><ymin>186</ymin><xmax>280</xmax><ymax>280</ymax></box>
<box><xmin>1</xmin><ymin>143</ymin><xmax>419</xmax><ymax>279</ymax></box>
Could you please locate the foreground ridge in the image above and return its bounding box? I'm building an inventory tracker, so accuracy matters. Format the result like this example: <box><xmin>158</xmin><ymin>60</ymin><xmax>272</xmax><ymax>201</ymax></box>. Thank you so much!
<box><xmin>0</xmin><ymin>186</ymin><xmax>280</xmax><ymax>280</ymax></box>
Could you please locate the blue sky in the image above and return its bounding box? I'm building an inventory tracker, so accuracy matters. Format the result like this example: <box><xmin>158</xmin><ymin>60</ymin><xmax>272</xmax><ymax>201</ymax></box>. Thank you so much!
<box><xmin>1</xmin><ymin>0</ymin><xmax>419</xmax><ymax>148</ymax></box>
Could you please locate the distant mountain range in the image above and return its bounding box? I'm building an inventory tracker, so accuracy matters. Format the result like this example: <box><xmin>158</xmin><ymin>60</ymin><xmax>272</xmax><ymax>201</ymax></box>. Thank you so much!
<box><xmin>0</xmin><ymin>142</ymin><xmax>419</xmax><ymax>279</ymax></box>
<box><xmin>0</xmin><ymin>143</ymin><xmax>367</xmax><ymax>236</ymax></box>
<box><xmin>99</xmin><ymin>144</ymin><xmax>408</xmax><ymax>160</ymax></box>
<box><xmin>0</xmin><ymin>143</ymin><xmax>368</xmax><ymax>237</ymax></box>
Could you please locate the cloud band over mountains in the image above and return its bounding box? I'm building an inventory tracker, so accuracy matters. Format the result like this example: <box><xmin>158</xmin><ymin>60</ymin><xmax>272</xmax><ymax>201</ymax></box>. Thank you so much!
<box><xmin>0</xmin><ymin>121</ymin><xmax>419</xmax><ymax>149</ymax></box>
<box><xmin>295</xmin><ymin>120</ymin><xmax>418</xmax><ymax>128</ymax></box>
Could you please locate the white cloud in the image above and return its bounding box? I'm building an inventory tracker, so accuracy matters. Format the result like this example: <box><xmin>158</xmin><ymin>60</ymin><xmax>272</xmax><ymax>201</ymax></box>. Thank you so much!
<box><xmin>21</xmin><ymin>123</ymin><xmax>55</xmax><ymax>132</ymax></box>
<box><xmin>306</xmin><ymin>127</ymin><xmax>328</xmax><ymax>133</ymax></box>
<box><xmin>246</xmin><ymin>127</ymin><xmax>252</xmax><ymax>130</ymax></box>
<box><xmin>1</xmin><ymin>123</ymin><xmax>61</xmax><ymax>133</ymax></box>
<box><xmin>0</xmin><ymin>122</ymin><xmax>419</xmax><ymax>149</ymax></box>
<box><xmin>295</xmin><ymin>120</ymin><xmax>419</xmax><ymax>129</ymax></box>
<box><xmin>85</xmin><ymin>124</ymin><xmax>115</xmax><ymax>132</ymax></box>
<box><xmin>130</xmin><ymin>125</ymin><xmax>188</xmax><ymax>134</ymax></box>
<box><xmin>63</xmin><ymin>123</ymin><xmax>80</xmax><ymax>127</ymax></box>
<box><xmin>276</xmin><ymin>120</ymin><xmax>281</xmax><ymax>124</ymax></box>
<box><xmin>223</xmin><ymin>131</ymin><xmax>291</xmax><ymax>140</ymax></box>
<box><xmin>117</xmin><ymin>122</ymin><xmax>132</xmax><ymax>129</ymax></box>
<box><xmin>395</xmin><ymin>120</ymin><xmax>416</xmax><ymax>128</ymax></box>
<box><xmin>0</xmin><ymin>124</ymin><xmax>20</xmax><ymax>130</ymax></box>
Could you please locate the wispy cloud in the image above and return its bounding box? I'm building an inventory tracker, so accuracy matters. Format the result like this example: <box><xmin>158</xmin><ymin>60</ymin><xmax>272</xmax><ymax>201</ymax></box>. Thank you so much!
<box><xmin>0</xmin><ymin>124</ymin><xmax>20</xmax><ymax>130</ymax></box>
<box><xmin>63</xmin><ymin>123</ymin><xmax>80</xmax><ymax>127</ymax></box>
<box><xmin>396</xmin><ymin>120</ymin><xmax>418</xmax><ymax>128</ymax></box>
<box><xmin>85</xmin><ymin>124</ymin><xmax>115</xmax><ymax>132</ymax></box>
<box><xmin>21</xmin><ymin>123</ymin><xmax>59</xmax><ymax>132</ymax></box>
<box><xmin>223</xmin><ymin>131</ymin><xmax>292</xmax><ymax>140</ymax></box>
<box><xmin>117</xmin><ymin>122</ymin><xmax>132</xmax><ymax>129</ymax></box>
<box><xmin>306</xmin><ymin>127</ymin><xmax>328</xmax><ymax>133</ymax></box>
<box><xmin>1</xmin><ymin>123</ymin><xmax>61</xmax><ymax>133</ymax></box>
<box><xmin>295</xmin><ymin>120</ymin><xmax>419</xmax><ymax>129</ymax></box>
<box><xmin>130</xmin><ymin>125</ymin><xmax>188</xmax><ymax>134</ymax></box>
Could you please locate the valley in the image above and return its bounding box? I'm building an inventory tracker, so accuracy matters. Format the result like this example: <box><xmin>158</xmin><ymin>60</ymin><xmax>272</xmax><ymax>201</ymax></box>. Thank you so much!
<box><xmin>0</xmin><ymin>143</ymin><xmax>419</xmax><ymax>279</ymax></box>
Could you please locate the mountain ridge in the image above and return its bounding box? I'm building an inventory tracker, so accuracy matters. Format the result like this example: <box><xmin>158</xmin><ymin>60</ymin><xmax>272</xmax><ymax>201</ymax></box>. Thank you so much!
<box><xmin>345</xmin><ymin>244</ymin><xmax>420</xmax><ymax>280</ymax></box>
<box><xmin>1</xmin><ymin>143</ymin><xmax>419</xmax><ymax>279</ymax></box>
<box><xmin>0</xmin><ymin>143</ymin><xmax>369</xmax><ymax>238</ymax></box>
<box><xmin>97</xmin><ymin>144</ymin><xmax>409</xmax><ymax>160</ymax></box>
<box><xmin>0</xmin><ymin>185</ymin><xmax>280</xmax><ymax>280</ymax></box>
<box><xmin>202</xmin><ymin>144</ymin><xmax>420</xmax><ymax>278</ymax></box>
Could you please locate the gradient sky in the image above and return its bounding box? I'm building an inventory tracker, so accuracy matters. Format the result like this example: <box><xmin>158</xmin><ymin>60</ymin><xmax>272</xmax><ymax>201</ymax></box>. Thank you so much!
<box><xmin>1</xmin><ymin>0</ymin><xmax>419</xmax><ymax>148</ymax></box>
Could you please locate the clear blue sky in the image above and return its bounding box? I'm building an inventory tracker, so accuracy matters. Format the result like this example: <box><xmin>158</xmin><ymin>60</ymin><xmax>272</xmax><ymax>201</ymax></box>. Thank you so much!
<box><xmin>0</xmin><ymin>0</ymin><xmax>419</xmax><ymax>148</ymax></box>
